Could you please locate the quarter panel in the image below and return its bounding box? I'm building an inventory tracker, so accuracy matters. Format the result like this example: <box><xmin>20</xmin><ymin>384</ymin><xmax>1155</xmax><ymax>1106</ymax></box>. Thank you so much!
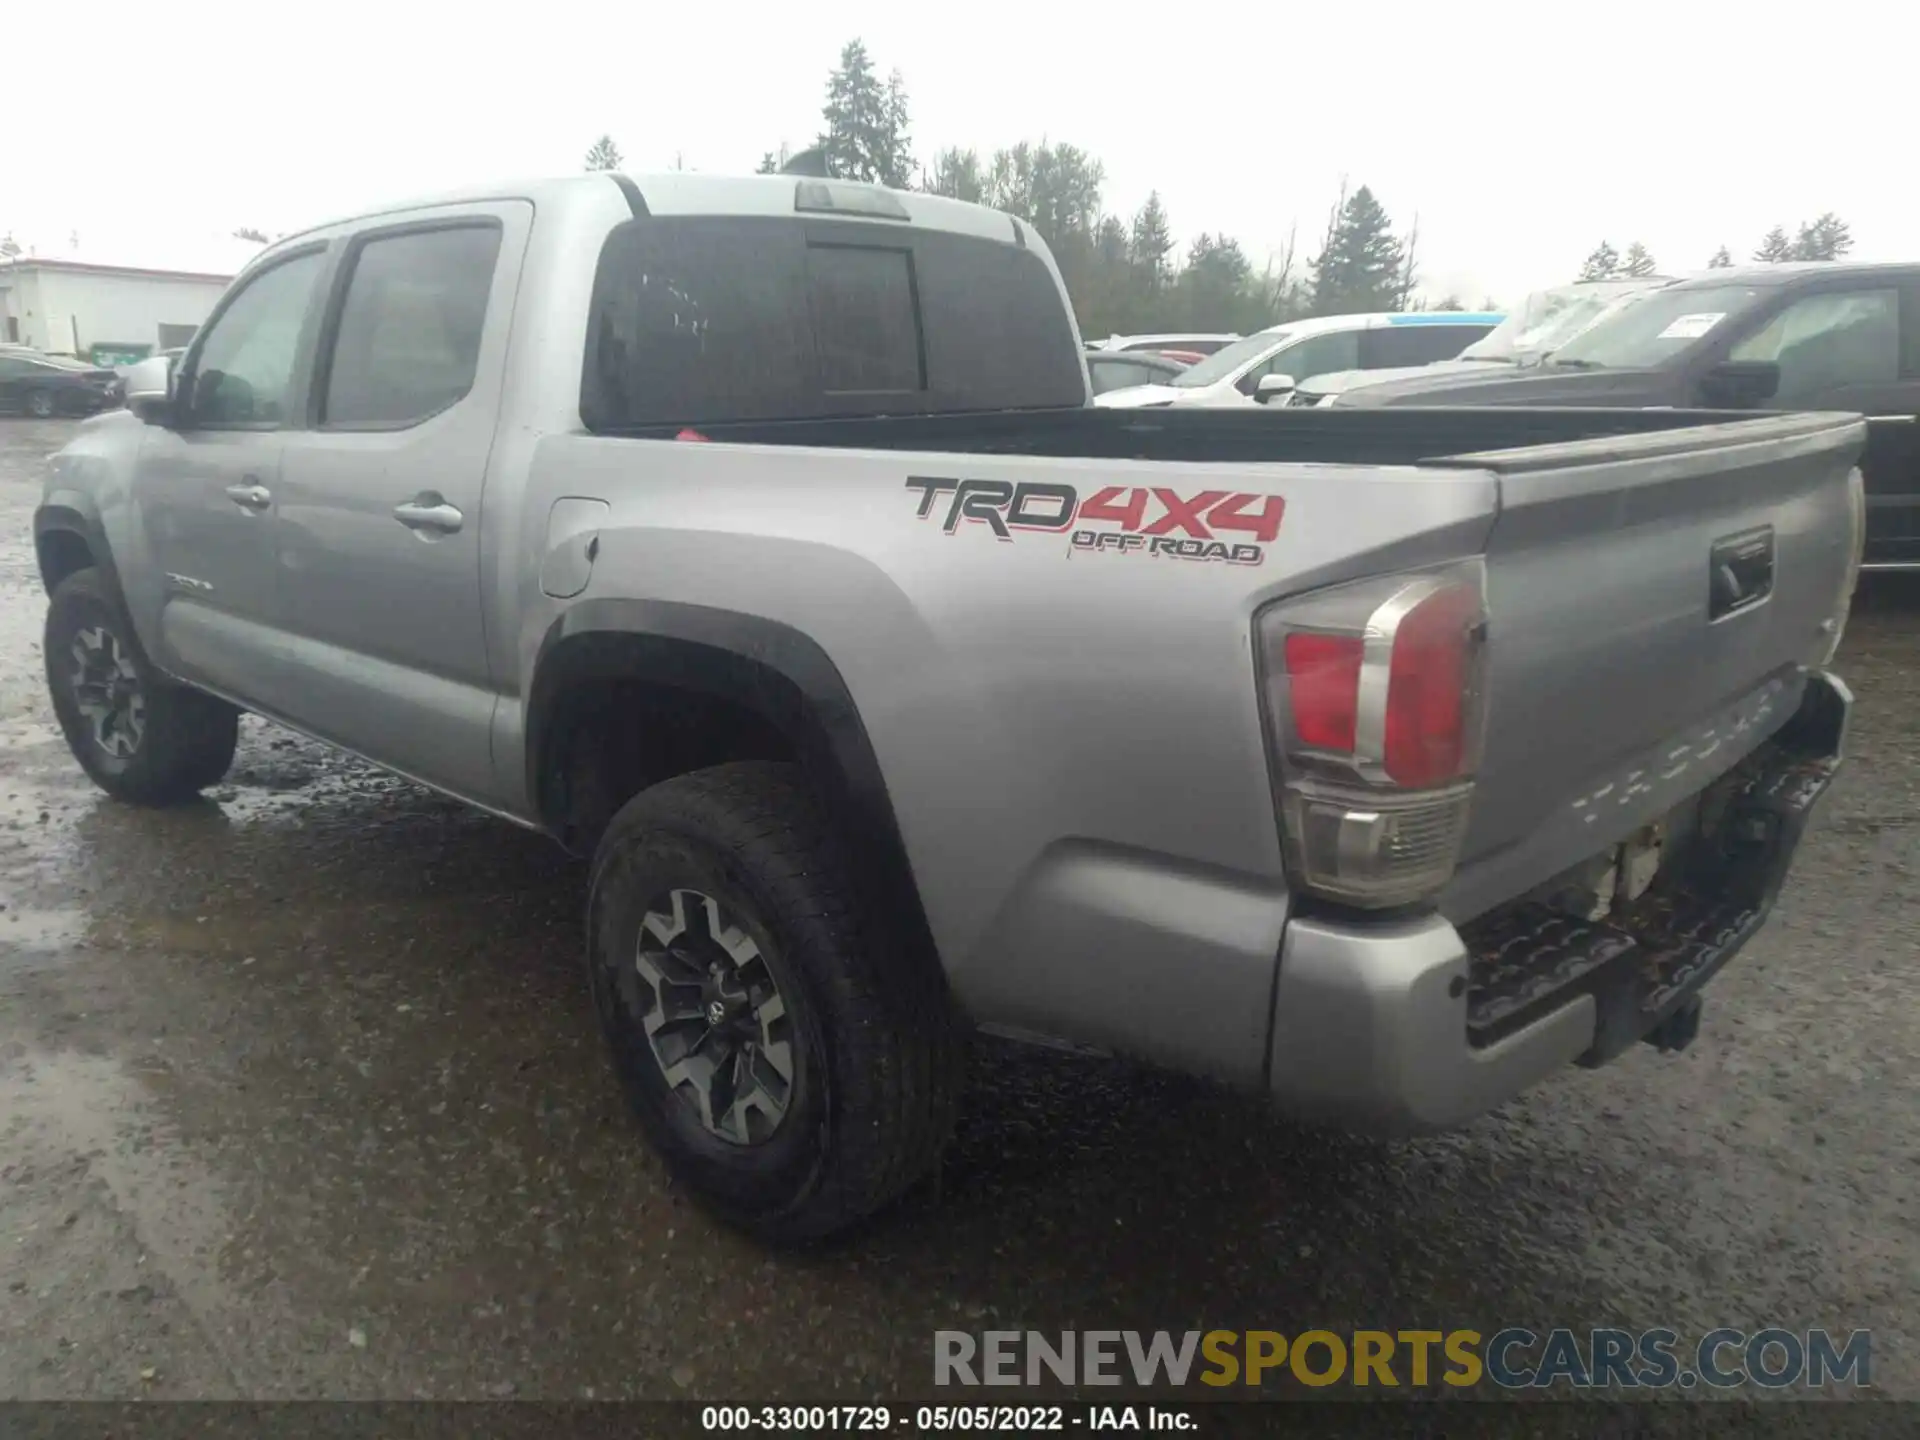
<box><xmin>513</xmin><ymin>435</ymin><xmax>1501</xmax><ymax>1048</ymax></box>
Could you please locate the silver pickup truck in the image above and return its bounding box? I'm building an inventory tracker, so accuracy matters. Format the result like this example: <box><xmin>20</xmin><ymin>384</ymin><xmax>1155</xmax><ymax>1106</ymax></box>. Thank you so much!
<box><xmin>35</xmin><ymin>173</ymin><xmax>1863</xmax><ymax>1243</ymax></box>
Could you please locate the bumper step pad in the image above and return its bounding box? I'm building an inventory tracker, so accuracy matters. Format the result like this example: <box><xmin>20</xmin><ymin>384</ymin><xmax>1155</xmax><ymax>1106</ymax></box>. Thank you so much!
<box><xmin>1460</xmin><ymin>745</ymin><xmax>1839</xmax><ymax>1063</ymax></box>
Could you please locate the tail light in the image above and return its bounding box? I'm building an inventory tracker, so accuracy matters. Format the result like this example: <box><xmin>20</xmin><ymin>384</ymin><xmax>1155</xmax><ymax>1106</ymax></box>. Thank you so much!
<box><xmin>1256</xmin><ymin>559</ymin><xmax>1489</xmax><ymax>908</ymax></box>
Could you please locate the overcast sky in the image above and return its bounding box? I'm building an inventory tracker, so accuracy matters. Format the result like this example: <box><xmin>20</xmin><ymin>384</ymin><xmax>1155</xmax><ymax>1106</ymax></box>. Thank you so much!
<box><xmin>10</xmin><ymin>1</ymin><xmax>1911</xmax><ymax>302</ymax></box>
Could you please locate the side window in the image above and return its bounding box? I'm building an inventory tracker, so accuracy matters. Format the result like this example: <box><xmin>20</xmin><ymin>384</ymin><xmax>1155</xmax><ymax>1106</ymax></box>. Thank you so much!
<box><xmin>1728</xmin><ymin>288</ymin><xmax>1900</xmax><ymax>404</ymax></box>
<box><xmin>1088</xmin><ymin>358</ymin><xmax>1158</xmax><ymax>394</ymax></box>
<box><xmin>1237</xmin><ymin>331</ymin><xmax>1359</xmax><ymax>394</ymax></box>
<box><xmin>322</xmin><ymin>225</ymin><xmax>502</xmax><ymax>429</ymax></box>
<box><xmin>186</xmin><ymin>251</ymin><xmax>325</xmax><ymax>428</ymax></box>
<box><xmin>1361</xmin><ymin>324</ymin><xmax>1491</xmax><ymax>368</ymax></box>
<box><xmin>1898</xmin><ymin>284</ymin><xmax>1920</xmax><ymax>383</ymax></box>
<box><xmin>0</xmin><ymin>357</ymin><xmax>31</xmax><ymax>379</ymax></box>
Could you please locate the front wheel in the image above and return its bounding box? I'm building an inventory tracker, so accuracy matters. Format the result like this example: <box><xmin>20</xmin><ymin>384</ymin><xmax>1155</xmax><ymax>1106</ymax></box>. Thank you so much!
<box><xmin>587</xmin><ymin>761</ymin><xmax>961</xmax><ymax>1244</ymax></box>
<box><xmin>44</xmin><ymin>567</ymin><xmax>240</xmax><ymax>804</ymax></box>
<box><xmin>28</xmin><ymin>390</ymin><xmax>56</xmax><ymax>418</ymax></box>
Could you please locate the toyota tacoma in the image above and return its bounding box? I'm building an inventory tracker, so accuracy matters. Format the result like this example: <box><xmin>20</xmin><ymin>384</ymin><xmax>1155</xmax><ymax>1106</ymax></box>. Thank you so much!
<box><xmin>35</xmin><ymin>173</ymin><xmax>1862</xmax><ymax>1242</ymax></box>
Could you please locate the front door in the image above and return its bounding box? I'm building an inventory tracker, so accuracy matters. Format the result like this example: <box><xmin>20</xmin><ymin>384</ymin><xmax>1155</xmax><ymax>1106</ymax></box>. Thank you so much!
<box><xmin>267</xmin><ymin>204</ymin><xmax>527</xmax><ymax>805</ymax></box>
<box><xmin>1716</xmin><ymin>280</ymin><xmax>1920</xmax><ymax>569</ymax></box>
<box><xmin>133</xmin><ymin>247</ymin><xmax>329</xmax><ymax>700</ymax></box>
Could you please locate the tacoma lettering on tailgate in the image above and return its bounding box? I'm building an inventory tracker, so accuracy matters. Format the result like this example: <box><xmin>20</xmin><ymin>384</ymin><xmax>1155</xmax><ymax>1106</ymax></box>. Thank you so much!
<box><xmin>904</xmin><ymin>477</ymin><xmax>1284</xmax><ymax>566</ymax></box>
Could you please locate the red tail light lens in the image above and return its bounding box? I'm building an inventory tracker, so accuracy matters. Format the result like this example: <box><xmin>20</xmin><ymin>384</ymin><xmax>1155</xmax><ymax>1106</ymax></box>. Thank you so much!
<box><xmin>1384</xmin><ymin>583</ymin><xmax>1480</xmax><ymax>787</ymax></box>
<box><xmin>1283</xmin><ymin>632</ymin><xmax>1362</xmax><ymax>752</ymax></box>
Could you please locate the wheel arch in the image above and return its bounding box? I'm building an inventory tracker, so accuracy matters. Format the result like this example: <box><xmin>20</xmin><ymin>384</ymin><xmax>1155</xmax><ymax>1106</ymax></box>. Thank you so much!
<box><xmin>34</xmin><ymin>501</ymin><xmax>107</xmax><ymax>593</ymax></box>
<box><xmin>526</xmin><ymin>599</ymin><xmax>941</xmax><ymax>966</ymax></box>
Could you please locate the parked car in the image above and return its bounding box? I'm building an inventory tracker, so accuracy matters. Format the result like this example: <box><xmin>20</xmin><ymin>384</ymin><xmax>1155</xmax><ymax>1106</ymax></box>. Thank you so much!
<box><xmin>1090</xmin><ymin>332</ymin><xmax>1238</xmax><ymax>356</ymax></box>
<box><xmin>38</xmin><ymin>173</ymin><xmax>1857</xmax><ymax>1243</ymax></box>
<box><xmin>113</xmin><ymin>347</ymin><xmax>190</xmax><ymax>380</ymax></box>
<box><xmin>1337</xmin><ymin>262</ymin><xmax>1920</xmax><ymax>570</ymax></box>
<box><xmin>1095</xmin><ymin>310</ymin><xmax>1503</xmax><ymax>408</ymax></box>
<box><xmin>0</xmin><ymin>351</ymin><xmax>124</xmax><ymax>417</ymax></box>
<box><xmin>1289</xmin><ymin>278</ymin><xmax>1675</xmax><ymax>405</ymax></box>
<box><xmin>1086</xmin><ymin>347</ymin><xmax>1188</xmax><ymax>394</ymax></box>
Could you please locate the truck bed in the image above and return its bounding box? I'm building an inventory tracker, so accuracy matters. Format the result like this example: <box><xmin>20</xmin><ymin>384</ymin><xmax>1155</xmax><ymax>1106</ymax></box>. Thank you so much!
<box><xmin>589</xmin><ymin>403</ymin><xmax>1864</xmax><ymax>939</ymax></box>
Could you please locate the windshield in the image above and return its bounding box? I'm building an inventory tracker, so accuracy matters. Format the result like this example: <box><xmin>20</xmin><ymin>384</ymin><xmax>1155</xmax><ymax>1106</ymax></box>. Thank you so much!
<box><xmin>1169</xmin><ymin>330</ymin><xmax>1287</xmax><ymax>387</ymax></box>
<box><xmin>1548</xmin><ymin>284</ymin><xmax>1767</xmax><ymax>369</ymax></box>
<box><xmin>1456</xmin><ymin>284</ymin><xmax>1660</xmax><ymax>364</ymax></box>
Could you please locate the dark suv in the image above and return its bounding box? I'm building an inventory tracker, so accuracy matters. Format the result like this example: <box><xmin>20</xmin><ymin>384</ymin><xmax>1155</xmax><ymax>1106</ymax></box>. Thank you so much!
<box><xmin>1340</xmin><ymin>263</ymin><xmax>1920</xmax><ymax>569</ymax></box>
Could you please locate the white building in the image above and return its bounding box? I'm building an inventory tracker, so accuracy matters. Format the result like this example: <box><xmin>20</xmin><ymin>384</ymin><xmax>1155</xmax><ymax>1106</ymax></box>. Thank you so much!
<box><xmin>0</xmin><ymin>256</ymin><xmax>236</xmax><ymax>362</ymax></box>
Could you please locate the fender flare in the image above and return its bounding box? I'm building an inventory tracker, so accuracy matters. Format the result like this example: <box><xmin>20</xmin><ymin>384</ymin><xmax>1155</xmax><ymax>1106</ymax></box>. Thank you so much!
<box><xmin>34</xmin><ymin>494</ymin><xmax>145</xmax><ymax>662</ymax></box>
<box><xmin>525</xmin><ymin>598</ymin><xmax>939</xmax><ymax>957</ymax></box>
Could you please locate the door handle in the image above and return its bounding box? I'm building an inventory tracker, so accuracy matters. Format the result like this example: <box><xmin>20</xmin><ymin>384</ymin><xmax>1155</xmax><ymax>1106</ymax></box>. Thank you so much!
<box><xmin>224</xmin><ymin>481</ymin><xmax>272</xmax><ymax>511</ymax></box>
<box><xmin>392</xmin><ymin>495</ymin><xmax>464</xmax><ymax>535</ymax></box>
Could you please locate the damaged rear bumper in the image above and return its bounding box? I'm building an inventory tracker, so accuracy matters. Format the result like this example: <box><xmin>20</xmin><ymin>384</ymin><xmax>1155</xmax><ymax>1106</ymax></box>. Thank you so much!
<box><xmin>1266</xmin><ymin>670</ymin><xmax>1849</xmax><ymax>1134</ymax></box>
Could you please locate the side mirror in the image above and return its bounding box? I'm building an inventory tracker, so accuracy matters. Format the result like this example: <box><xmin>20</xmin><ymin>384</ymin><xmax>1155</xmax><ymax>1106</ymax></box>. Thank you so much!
<box><xmin>1254</xmin><ymin>373</ymin><xmax>1297</xmax><ymax>404</ymax></box>
<box><xmin>124</xmin><ymin>353</ymin><xmax>177</xmax><ymax>424</ymax></box>
<box><xmin>1700</xmin><ymin>359</ymin><xmax>1780</xmax><ymax>409</ymax></box>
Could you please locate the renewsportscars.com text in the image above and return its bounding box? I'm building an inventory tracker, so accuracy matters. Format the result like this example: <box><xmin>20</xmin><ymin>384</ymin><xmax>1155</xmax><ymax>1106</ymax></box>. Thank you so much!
<box><xmin>933</xmin><ymin>1328</ymin><xmax>1871</xmax><ymax>1391</ymax></box>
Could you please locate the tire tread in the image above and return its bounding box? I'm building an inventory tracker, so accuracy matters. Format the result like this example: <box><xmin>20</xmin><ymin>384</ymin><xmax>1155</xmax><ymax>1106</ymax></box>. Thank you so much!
<box><xmin>589</xmin><ymin>761</ymin><xmax>961</xmax><ymax>1243</ymax></box>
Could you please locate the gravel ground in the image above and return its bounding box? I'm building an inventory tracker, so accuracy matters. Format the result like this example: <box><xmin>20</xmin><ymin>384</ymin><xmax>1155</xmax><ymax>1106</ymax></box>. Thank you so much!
<box><xmin>1</xmin><ymin>415</ymin><xmax>1915</xmax><ymax>1411</ymax></box>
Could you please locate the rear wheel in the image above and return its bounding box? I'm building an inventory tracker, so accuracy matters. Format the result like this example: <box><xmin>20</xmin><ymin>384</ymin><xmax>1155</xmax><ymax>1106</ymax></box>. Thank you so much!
<box><xmin>44</xmin><ymin>567</ymin><xmax>239</xmax><ymax>804</ymax></box>
<box><xmin>587</xmin><ymin>761</ymin><xmax>961</xmax><ymax>1244</ymax></box>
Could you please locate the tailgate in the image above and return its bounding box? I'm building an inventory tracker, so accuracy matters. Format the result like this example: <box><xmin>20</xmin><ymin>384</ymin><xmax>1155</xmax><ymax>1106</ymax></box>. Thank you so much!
<box><xmin>1438</xmin><ymin>411</ymin><xmax>1864</xmax><ymax>922</ymax></box>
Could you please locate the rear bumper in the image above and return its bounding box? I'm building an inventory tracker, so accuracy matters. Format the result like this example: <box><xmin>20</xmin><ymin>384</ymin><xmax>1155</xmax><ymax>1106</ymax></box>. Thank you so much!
<box><xmin>1266</xmin><ymin>669</ymin><xmax>1850</xmax><ymax>1134</ymax></box>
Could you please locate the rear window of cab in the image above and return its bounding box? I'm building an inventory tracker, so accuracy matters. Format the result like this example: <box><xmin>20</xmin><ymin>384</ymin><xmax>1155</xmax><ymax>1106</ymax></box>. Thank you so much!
<box><xmin>580</xmin><ymin>214</ymin><xmax>1088</xmax><ymax>431</ymax></box>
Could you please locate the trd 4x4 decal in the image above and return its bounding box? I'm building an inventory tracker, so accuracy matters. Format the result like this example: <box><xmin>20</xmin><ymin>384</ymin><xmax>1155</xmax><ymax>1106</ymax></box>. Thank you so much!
<box><xmin>904</xmin><ymin>477</ymin><xmax>1284</xmax><ymax>566</ymax></box>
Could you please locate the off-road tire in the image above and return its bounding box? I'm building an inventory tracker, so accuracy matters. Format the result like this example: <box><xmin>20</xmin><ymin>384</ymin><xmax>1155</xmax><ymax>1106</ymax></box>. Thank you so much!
<box><xmin>44</xmin><ymin>567</ymin><xmax>239</xmax><ymax>804</ymax></box>
<box><xmin>587</xmin><ymin>761</ymin><xmax>962</xmax><ymax>1244</ymax></box>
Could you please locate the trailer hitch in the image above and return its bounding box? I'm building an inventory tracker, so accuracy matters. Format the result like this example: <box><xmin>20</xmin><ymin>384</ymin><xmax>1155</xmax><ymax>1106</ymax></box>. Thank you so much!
<box><xmin>1643</xmin><ymin>996</ymin><xmax>1703</xmax><ymax>1055</ymax></box>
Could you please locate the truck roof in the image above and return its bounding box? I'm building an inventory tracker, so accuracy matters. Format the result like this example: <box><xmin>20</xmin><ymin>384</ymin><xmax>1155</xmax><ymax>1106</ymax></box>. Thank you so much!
<box><xmin>1674</xmin><ymin>260</ymin><xmax>1920</xmax><ymax>288</ymax></box>
<box><xmin>270</xmin><ymin>172</ymin><xmax>1025</xmax><ymax>252</ymax></box>
<box><xmin>1251</xmin><ymin>310</ymin><xmax>1503</xmax><ymax>339</ymax></box>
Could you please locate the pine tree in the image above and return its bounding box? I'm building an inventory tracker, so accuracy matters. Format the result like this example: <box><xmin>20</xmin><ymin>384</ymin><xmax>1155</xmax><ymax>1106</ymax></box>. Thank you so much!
<box><xmin>818</xmin><ymin>40</ymin><xmax>913</xmax><ymax>187</ymax></box>
<box><xmin>583</xmin><ymin>135</ymin><xmax>622</xmax><ymax>172</ymax></box>
<box><xmin>878</xmin><ymin>70</ymin><xmax>913</xmax><ymax>189</ymax></box>
<box><xmin>1128</xmin><ymin>192</ymin><xmax>1174</xmax><ymax>290</ymax></box>
<box><xmin>1708</xmin><ymin>245</ymin><xmax>1733</xmax><ymax>268</ymax></box>
<box><xmin>1577</xmin><ymin>242</ymin><xmax>1619</xmax><ymax>281</ymax></box>
<box><xmin>1308</xmin><ymin>185</ymin><xmax>1403</xmax><ymax>315</ymax></box>
<box><xmin>922</xmin><ymin>147</ymin><xmax>986</xmax><ymax>204</ymax></box>
<box><xmin>1753</xmin><ymin>226</ymin><xmax>1794</xmax><ymax>263</ymax></box>
<box><xmin>1620</xmin><ymin>242</ymin><xmax>1658</xmax><ymax>278</ymax></box>
<box><xmin>1791</xmin><ymin>213</ymin><xmax>1853</xmax><ymax>261</ymax></box>
<box><xmin>1176</xmin><ymin>234</ymin><xmax>1254</xmax><ymax>331</ymax></box>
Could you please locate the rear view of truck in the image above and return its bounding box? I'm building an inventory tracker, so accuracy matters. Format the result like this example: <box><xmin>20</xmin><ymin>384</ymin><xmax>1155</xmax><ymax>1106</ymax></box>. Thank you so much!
<box><xmin>1257</xmin><ymin>411</ymin><xmax>1864</xmax><ymax>1130</ymax></box>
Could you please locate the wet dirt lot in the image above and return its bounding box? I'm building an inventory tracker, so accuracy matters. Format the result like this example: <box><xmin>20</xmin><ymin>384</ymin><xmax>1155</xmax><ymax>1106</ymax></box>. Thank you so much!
<box><xmin>1</xmin><ymin>415</ymin><xmax>1917</xmax><ymax>1407</ymax></box>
